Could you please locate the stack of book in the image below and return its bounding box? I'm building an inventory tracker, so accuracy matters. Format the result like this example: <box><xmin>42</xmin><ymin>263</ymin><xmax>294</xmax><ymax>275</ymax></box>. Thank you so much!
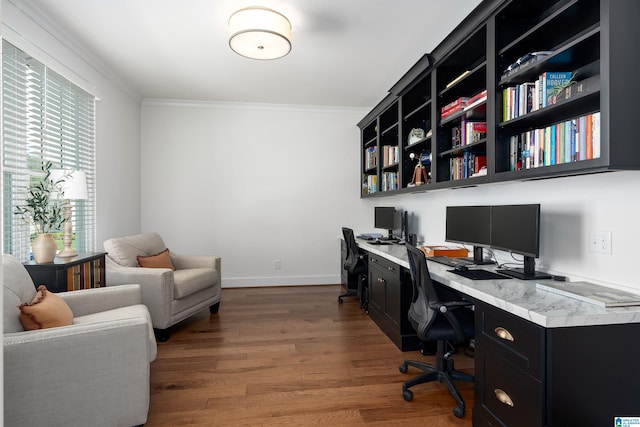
<box><xmin>509</xmin><ymin>111</ymin><xmax>601</xmax><ymax>170</ymax></box>
<box><xmin>441</xmin><ymin>97</ymin><xmax>469</xmax><ymax>119</ymax></box>
<box><xmin>502</xmin><ymin>71</ymin><xmax>573</xmax><ymax>121</ymax></box>
<box><xmin>382</xmin><ymin>145</ymin><xmax>399</xmax><ymax>167</ymax></box>
<box><xmin>364</xmin><ymin>146</ymin><xmax>377</xmax><ymax>170</ymax></box>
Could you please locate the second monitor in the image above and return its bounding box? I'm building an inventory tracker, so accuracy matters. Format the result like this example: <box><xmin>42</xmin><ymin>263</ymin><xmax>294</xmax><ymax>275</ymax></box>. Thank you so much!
<box><xmin>375</xmin><ymin>206</ymin><xmax>400</xmax><ymax>241</ymax></box>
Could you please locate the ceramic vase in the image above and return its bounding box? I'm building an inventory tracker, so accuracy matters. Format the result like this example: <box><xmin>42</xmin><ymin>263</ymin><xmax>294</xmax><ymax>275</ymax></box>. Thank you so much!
<box><xmin>32</xmin><ymin>233</ymin><xmax>57</xmax><ymax>263</ymax></box>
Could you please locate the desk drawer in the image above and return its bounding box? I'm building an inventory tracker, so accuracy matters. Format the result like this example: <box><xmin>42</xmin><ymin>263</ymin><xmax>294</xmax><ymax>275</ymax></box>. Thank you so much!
<box><xmin>480</xmin><ymin>351</ymin><xmax>543</xmax><ymax>427</ymax></box>
<box><xmin>478</xmin><ymin>302</ymin><xmax>544</xmax><ymax>379</ymax></box>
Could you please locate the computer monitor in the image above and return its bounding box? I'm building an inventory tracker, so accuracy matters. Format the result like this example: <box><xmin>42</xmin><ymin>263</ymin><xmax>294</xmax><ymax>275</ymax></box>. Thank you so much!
<box><xmin>445</xmin><ymin>205</ymin><xmax>492</xmax><ymax>264</ymax></box>
<box><xmin>374</xmin><ymin>206</ymin><xmax>397</xmax><ymax>240</ymax></box>
<box><xmin>491</xmin><ymin>204</ymin><xmax>549</xmax><ymax>280</ymax></box>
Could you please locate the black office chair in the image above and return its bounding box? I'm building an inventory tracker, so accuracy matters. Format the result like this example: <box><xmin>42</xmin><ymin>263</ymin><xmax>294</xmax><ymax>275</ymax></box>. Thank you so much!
<box><xmin>338</xmin><ymin>227</ymin><xmax>368</xmax><ymax>310</ymax></box>
<box><xmin>399</xmin><ymin>244</ymin><xmax>475</xmax><ymax>418</ymax></box>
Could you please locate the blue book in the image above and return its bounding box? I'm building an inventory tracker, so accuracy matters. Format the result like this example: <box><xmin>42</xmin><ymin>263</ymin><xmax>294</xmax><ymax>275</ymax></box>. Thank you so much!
<box><xmin>541</xmin><ymin>72</ymin><xmax>573</xmax><ymax>107</ymax></box>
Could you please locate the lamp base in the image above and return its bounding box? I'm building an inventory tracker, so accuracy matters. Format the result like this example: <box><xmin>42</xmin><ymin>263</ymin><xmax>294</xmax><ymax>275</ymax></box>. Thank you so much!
<box><xmin>57</xmin><ymin>248</ymin><xmax>78</xmax><ymax>258</ymax></box>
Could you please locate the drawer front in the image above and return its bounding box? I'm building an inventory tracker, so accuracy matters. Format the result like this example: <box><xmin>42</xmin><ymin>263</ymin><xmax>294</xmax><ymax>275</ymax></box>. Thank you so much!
<box><xmin>480</xmin><ymin>351</ymin><xmax>543</xmax><ymax>427</ymax></box>
<box><xmin>368</xmin><ymin>263</ymin><xmax>386</xmax><ymax>312</ymax></box>
<box><xmin>479</xmin><ymin>302</ymin><xmax>544</xmax><ymax>378</ymax></box>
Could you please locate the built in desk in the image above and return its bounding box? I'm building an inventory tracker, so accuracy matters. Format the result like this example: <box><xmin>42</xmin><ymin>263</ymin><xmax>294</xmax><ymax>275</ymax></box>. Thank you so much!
<box><xmin>355</xmin><ymin>239</ymin><xmax>640</xmax><ymax>426</ymax></box>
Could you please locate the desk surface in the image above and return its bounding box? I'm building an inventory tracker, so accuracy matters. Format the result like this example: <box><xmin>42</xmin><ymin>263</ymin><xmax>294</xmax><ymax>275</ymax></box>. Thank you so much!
<box><xmin>357</xmin><ymin>240</ymin><xmax>640</xmax><ymax>328</ymax></box>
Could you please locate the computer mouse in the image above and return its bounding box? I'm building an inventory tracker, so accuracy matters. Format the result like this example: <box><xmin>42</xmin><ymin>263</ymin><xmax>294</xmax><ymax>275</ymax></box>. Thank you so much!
<box><xmin>455</xmin><ymin>265</ymin><xmax>469</xmax><ymax>272</ymax></box>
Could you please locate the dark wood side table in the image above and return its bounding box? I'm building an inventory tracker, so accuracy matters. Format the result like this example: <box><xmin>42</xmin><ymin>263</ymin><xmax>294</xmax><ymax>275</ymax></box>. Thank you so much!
<box><xmin>23</xmin><ymin>252</ymin><xmax>107</xmax><ymax>293</ymax></box>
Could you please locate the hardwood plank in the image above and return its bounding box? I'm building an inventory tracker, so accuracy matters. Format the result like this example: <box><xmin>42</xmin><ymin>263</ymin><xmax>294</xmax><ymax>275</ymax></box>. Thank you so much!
<box><xmin>147</xmin><ymin>285</ymin><xmax>474</xmax><ymax>426</ymax></box>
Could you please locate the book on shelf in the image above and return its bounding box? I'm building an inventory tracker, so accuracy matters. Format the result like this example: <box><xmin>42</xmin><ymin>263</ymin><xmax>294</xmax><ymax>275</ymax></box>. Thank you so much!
<box><xmin>509</xmin><ymin>112</ymin><xmax>601</xmax><ymax>171</ymax></box>
<box><xmin>450</xmin><ymin>152</ymin><xmax>486</xmax><ymax>180</ymax></box>
<box><xmin>363</xmin><ymin>174</ymin><xmax>377</xmax><ymax>194</ymax></box>
<box><xmin>464</xmin><ymin>89</ymin><xmax>487</xmax><ymax>111</ymax></box>
<box><xmin>364</xmin><ymin>146</ymin><xmax>378</xmax><ymax>169</ymax></box>
<box><xmin>541</xmin><ymin>71</ymin><xmax>573</xmax><ymax>107</ymax></box>
<box><xmin>501</xmin><ymin>51</ymin><xmax>553</xmax><ymax>79</ymax></box>
<box><xmin>382</xmin><ymin>145</ymin><xmax>399</xmax><ymax>167</ymax></box>
<box><xmin>441</xmin><ymin>97</ymin><xmax>469</xmax><ymax>119</ymax></box>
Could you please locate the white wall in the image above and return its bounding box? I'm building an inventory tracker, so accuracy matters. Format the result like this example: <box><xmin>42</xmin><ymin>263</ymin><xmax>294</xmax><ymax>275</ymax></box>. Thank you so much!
<box><xmin>362</xmin><ymin>171</ymin><xmax>640</xmax><ymax>293</ymax></box>
<box><xmin>2</xmin><ymin>0</ymin><xmax>142</xmax><ymax>246</ymax></box>
<box><xmin>141</xmin><ymin>100</ymin><xmax>369</xmax><ymax>287</ymax></box>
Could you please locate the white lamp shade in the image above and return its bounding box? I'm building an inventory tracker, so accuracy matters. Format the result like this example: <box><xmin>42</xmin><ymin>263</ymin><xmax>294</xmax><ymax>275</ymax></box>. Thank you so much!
<box><xmin>229</xmin><ymin>7</ymin><xmax>291</xmax><ymax>60</ymax></box>
<box><xmin>50</xmin><ymin>169</ymin><xmax>88</xmax><ymax>200</ymax></box>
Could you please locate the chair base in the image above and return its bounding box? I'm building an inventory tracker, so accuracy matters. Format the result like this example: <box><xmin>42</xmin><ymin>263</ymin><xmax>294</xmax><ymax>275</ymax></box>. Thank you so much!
<box><xmin>337</xmin><ymin>274</ymin><xmax>368</xmax><ymax>311</ymax></box>
<box><xmin>399</xmin><ymin>341</ymin><xmax>474</xmax><ymax>418</ymax></box>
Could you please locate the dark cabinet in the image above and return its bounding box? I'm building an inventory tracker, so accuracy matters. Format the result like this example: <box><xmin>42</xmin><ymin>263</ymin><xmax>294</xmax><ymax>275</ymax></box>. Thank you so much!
<box><xmin>23</xmin><ymin>252</ymin><xmax>106</xmax><ymax>293</ymax></box>
<box><xmin>358</xmin><ymin>0</ymin><xmax>640</xmax><ymax>197</ymax></box>
<box><xmin>474</xmin><ymin>300</ymin><xmax>640</xmax><ymax>426</ymax></box>
<box><xmin>367</xmin><ymin>253</ymin><xmax>419</xmax><ymax>351</ymax></box>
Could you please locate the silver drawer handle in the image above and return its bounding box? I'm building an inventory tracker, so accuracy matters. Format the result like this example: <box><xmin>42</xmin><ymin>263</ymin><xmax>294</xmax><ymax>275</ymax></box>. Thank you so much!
<box><xmin>378</xmin><ymin>278</ymin><xmax>385</xmax><ymax>283</ymax></box>
<box><xmin>494</xmin><ymin>389</ymin><xmax>514</xmax><ymax>407</ymax></box>
<box><xmin>494</xmin><ymin>327</ymin><xmax>515</xmax><ymax>342</ymax></box>
<box><xmin>387</xmin><ymin>266</ymin><xmax>395</xmax><ymax>272</ymax></box>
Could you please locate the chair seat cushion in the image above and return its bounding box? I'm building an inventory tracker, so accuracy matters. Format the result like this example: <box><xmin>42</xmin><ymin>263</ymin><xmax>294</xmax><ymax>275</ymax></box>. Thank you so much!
<box><xmin>173</xmin><ymin>268</ymin><xmax>218</xmax><ymax>299</ymax></box>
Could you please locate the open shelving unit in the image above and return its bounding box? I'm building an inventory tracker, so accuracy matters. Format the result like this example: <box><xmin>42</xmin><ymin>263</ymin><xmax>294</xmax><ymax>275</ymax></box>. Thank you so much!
<box><xmin>357</xmin><ymin>0</ymin><xmax>640</xmax><ymax>198</ymax></box>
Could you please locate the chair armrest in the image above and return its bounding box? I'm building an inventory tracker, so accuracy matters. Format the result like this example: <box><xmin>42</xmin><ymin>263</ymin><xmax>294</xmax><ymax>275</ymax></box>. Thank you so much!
<box><xmin>58</xmin><ymin>284</ymin><xmax>143</xmax><ymax>317</ymax></box>
<box><xmin>171</xmin><ymin>253</ymin><xmax>221</xmax><ymax>272</ymax></box>
<box><xmin>4</xmin><ymin>319</ymin><xmax>152</xmax><ymax>426</ymax></box>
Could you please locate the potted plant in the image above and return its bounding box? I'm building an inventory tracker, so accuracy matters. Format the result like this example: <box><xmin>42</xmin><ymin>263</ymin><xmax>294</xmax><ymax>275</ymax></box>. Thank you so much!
<box><xmin>14</xmin><ymin>161</ymin><xmax>67</xmax><ymax>263</ymax></box>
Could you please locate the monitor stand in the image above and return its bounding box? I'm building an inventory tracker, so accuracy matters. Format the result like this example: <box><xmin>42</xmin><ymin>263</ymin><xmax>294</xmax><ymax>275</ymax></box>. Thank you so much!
<box><xmin>381</xmin><ymin>229</ymin><xmax>398</xmax><ymax>241</ymax></box>
<box><xmin>497</xmin><ymin>256</ymin><xmax>551</xmax><ymax>280</ymax></box>
<box><xmin>469</xmin><ymin>246</ymin><xmax>495</xmax><ymax>265</ymax></box>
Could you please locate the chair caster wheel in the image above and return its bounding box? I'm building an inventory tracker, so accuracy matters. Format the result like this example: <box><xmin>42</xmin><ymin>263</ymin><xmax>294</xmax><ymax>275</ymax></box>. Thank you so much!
<box><xmin>399</xmin><ymin>363</ymin><xmax>408</xmax><ymax>374</ymax></box>
<box><xmin>338</xmin><ymin>297</ymin><xmax>343</xmax><ymax>304</ymax></box>
<box><xmin>402</xmin><ymin>389</ymin><xmax>413</xmax><ymax>401</ymax></box>
<box><xmin>453</xmin><ymin>405</ymin><xmax>465</xmax><ymax>418</ymax></box>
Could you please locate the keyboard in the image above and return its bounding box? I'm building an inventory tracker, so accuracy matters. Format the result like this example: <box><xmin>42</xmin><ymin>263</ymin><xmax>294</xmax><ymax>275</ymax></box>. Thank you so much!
<box><xmin>428</xmin><ymin>256</ymin><xmax>474</xmax><ymax>267</ymax></box>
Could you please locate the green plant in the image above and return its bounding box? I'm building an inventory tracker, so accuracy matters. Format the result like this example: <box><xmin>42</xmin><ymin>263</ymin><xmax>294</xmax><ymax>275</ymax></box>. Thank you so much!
<box><xmin>14</xmin><ymin>161</ymin><xmax>67</xmax><ymax>234</ymax></box>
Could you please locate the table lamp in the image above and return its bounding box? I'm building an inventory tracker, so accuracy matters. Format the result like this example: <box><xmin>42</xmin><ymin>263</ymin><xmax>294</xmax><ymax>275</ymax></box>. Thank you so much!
<box><xmin>50</xmin><ymin>169</ymin><xmax>88</xmax><ymax>258</ymax></box>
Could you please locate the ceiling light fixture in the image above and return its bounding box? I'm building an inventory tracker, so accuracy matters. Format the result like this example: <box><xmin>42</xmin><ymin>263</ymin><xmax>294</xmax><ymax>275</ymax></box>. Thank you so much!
<box><xmin>228</xmin><ymin>6</ymin><xmax>292</xmax><ymax>60</ymax></box>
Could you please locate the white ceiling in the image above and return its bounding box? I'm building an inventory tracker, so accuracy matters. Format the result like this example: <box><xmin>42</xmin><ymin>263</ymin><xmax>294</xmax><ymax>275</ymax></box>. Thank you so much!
<box><xmin>27</xmin><ymin>0</ymin><xmax>482</xmax><ymax>108</ymax></box>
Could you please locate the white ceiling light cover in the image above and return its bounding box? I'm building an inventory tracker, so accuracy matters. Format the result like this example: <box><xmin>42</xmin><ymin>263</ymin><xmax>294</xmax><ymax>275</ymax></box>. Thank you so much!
<box><xmin>229</xmin><ymin>6</ymin><xmax>292</xmax><ymax>60</ymax></box>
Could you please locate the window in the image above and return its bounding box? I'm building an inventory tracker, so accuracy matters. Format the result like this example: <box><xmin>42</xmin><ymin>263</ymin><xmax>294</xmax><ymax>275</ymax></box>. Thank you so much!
<box><xmin>2</xmin><ymin>40</ymin><xmax>96</xmax><ymax>261</ymax></box>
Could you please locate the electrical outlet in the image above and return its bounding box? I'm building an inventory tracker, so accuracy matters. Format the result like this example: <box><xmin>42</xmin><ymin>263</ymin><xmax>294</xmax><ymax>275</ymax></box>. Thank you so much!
<box><xmin>589</xmin><ymin>230</ymin><xmax>612</xmax><ymax>254</ymax></box>
<box><xmin>274</xmin><ymin>260</ymin><xmax>281</xmax><ymax>269</ymax></box>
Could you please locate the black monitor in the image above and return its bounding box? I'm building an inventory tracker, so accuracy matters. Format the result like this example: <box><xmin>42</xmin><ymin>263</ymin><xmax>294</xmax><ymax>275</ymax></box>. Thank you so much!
<box><xmin>491</xmin><ymin>204</ymin><xmax>549</xmax><ymax>280</ymax></box>
<box><xmin>445</xmin><ymin>205</ymin><xmax>492</xmax><ymax>264</ymax></box>
<box><xmin>374</xmin><ymin>206</ymin><xmax>397</xmax><ymax>240</ymax></box>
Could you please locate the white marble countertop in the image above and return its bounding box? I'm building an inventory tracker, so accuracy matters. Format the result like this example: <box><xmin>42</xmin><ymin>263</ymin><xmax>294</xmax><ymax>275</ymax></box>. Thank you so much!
<box><xmin>358</xmin><ymin>240</ymin><xmax>640</xmax><ymax>328</ymax></box>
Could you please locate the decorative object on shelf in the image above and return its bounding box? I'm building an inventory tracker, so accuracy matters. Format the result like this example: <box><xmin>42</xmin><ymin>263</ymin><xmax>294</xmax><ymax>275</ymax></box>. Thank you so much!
<box><xmin>14</xmin><ymin>161</ymin><xmax>67</xmax><ymax>263</ymax></box>
<box><xmin>408</xmin><ymin>128</ymin><xmax>425</xmax><ymax>145</ymax></box>
<box><xmin>407</xmin><ymin>152</ymin><xmax>430</xmax><ymax>187</ymax></box>
<box><xmin>229</xmin><ymin>6</ymin><xmax>291</xmax><ymax>60</ymax></box>
<box><xmin>49</xmin><ymin>169</ymin><xmax>88</xmax><ymax>258</ymax></box>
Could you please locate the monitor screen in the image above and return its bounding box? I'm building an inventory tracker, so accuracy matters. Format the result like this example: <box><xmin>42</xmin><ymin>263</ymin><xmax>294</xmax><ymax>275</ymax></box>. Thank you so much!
<box><xmin>445</xmin><ymin>205</ymin><xmax>491</xmax><ymax>247</ymax></box>
<box><xmin>490</xmin><ymin>204</ymin><xmax>540</xmax><ymax>258</ymax></box>
<box><xmin>374</xmin><ymin>206</ymin><xmax>396</xmax><ymax>230</ymax></box>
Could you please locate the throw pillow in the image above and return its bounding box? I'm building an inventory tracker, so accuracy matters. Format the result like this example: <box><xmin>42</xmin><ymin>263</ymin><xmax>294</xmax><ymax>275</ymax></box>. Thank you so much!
<box><xmin>137</xmin><ymin>248</ymin><xmax>175</xmax><ymax>270</ymax></box>
<box><xmin>19</xmin><ymin>285</ymin><xmax>74</xmax><ymax>330</ymax></box>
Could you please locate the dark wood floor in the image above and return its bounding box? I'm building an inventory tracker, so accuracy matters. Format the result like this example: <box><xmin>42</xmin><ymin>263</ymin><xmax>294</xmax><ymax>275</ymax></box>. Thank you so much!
<box><xmin>146</xmin><ymin>285</ymin><xmax>474</xmax><ymax>426</ymax></box>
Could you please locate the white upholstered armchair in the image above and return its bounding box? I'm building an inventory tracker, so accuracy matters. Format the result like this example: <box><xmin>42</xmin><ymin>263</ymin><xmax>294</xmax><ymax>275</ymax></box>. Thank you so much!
<box><xmin>3</xmin><ymin>253</ymin><xmax>157</xmax><ymax>427</ymax></box>
<box><xmin>103</xmin><ymin>232</ymin><xmax>221</xmax><ymax>341</ymax></box>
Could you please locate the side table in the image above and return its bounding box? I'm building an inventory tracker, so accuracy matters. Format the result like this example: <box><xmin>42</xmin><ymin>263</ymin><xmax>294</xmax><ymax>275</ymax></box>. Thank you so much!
<box><xmin>23</xmin><ymin>252</ymin><xmax>107</xmax><ymax>293</ymax></box>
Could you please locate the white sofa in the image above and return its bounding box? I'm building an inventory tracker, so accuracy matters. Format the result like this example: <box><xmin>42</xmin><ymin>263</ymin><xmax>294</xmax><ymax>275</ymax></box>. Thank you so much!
<box><xmin>103</xmin><ymin>232</ymin><xmax>221</xmax><ymax>341</ymax></box>
<box><xmin>3</xmin><ymin>253</ymin><xmax>157</xmax><ymax>427</ymax></box>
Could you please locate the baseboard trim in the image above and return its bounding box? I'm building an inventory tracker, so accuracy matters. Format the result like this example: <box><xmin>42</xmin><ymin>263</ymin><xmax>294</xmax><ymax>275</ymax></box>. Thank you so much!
<box><xmin>222</xmin><ymin>275</ymin><xmax>341</xmax><ymax>288</ymax></box>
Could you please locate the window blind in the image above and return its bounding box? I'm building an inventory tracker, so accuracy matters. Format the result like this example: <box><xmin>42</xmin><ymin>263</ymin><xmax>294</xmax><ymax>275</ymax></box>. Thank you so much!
<box><xmin>2</xmin><ymin>40</ymin><xmax>96</xmax><ymax>261</ymax></box>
